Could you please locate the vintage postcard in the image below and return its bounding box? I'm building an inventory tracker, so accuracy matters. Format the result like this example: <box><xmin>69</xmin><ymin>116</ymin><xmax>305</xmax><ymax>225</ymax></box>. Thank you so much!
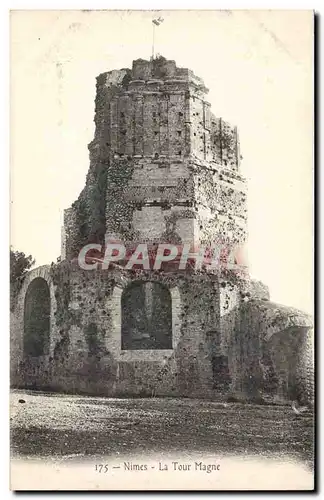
<box><xmin>10</xmin><ymin>9</ymin><xmax>314</xmax><ymax>491</ymax></box>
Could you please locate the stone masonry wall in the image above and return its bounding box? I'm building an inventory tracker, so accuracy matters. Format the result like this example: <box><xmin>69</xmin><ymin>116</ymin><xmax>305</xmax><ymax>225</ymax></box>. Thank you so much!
<box><xmin>191</xmin><ymin>158</ymin><xmax>247</xmax><ymax>248</ymax></box>
<box><xmin>10</xmin><ymin>265</ymin><xmax>59</xmax><ymax>389</ymax></box>
<box><xmin>238</xmin><ymin>299</ymin><xmax>314</xmax><ymax>404</ymax></box>
<box><xmin>11</xmin><ymin>261</ymin><xmax>313</xmax><ymax>402</ymax></box>
<box><xmin>62</xmin><ymin>57</ymin><xmax>244</xmax><ymax>260</ymax></box>
<box><xmin>12</xmin><ymin>263</ymin><xmax>230</xmax><ymax>398</ymax></box>
<box><xmin>12</xmin><ymin>56</ymin><xmax>314</xmax><ymax>406</ymax></box>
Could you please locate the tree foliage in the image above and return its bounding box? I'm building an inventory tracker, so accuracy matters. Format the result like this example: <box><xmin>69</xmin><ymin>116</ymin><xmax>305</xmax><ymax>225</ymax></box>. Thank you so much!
<box><xmin>10</xmin><ymin>248</ymin><xmax>35</xmax><ymax>310</ymax></box>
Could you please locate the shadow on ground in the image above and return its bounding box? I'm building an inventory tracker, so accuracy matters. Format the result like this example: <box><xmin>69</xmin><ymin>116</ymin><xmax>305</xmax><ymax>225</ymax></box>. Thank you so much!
<box><xmin>10</xmin><ymin>390</ymin><xmax>314</xmax><ymax>468</ymax></box>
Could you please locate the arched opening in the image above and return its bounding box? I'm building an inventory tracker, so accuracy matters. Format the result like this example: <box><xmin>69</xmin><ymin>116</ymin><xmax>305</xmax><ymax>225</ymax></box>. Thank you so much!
<box><xmin>206</xmin><ymin>330</ymin><xmax>230</xmax><ymax>391</ymax></box>
<box><xmin>24</xmin><ymin>277</ymin><xmax>50</xmax><ymax>357</ymax></box>
<box><xmin>121</xmin><ymin>281</ymin><xmax>172</xmax><ymax>350</ymax></box>
<box><xmin>267</xmin><ymin>326</ymin><xmax>314</xmax><ymax>405</ymax></box>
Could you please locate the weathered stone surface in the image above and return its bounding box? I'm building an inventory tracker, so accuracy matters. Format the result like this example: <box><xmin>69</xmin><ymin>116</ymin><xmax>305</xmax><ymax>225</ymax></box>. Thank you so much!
<box><xmin>61</xmin><ymin>56</ymin><xmax>245</xmax><ymax>259</ymax></box>
<box><xmin>238</xmin><ymin>300</ymin><xmax>313</xmax><ymax>403</ymax></box>
<box><xmin>10</xmin><ymin>263</ymin><xmax>314</xmax><ymax>403</ymax></box>
<box><xmin>10</xmin><ymin>56</ymin><xmax>314</xmax><ymax>404</ymax></box>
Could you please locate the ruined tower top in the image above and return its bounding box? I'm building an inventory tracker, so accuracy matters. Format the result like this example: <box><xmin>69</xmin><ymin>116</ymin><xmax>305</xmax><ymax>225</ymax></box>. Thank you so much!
<box><xmin>62</xmin><ymin>56</ymin><xmax>247</xmax><ymax>259</ymax></box>
<box><xmin>91</xmin><ymin>56</ymin><xmax>241</xmax><ymax>168</ymax></box>
<box><xmin>98</xmin><ymin>56</ymin><xmax>209</xmax><ymax>97</ymax></box>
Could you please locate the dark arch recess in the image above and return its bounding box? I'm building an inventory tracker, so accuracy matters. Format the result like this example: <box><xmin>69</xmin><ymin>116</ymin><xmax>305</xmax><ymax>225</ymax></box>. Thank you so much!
<box><xmin>24</xmin><ymin>277</ymin><xmax>50</xmax><ymax>357</ymax></box>
<box><xmin>121</xmin><ymin>281</ymin><xmax>172</xmax><ymax>350</ymax></box>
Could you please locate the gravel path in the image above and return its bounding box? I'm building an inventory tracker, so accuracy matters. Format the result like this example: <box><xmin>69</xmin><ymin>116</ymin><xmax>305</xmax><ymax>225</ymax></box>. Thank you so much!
<box><xmin>10</xmin><ymin>390</ymin><xmax>314</xmax><ymax>468</ymax></box>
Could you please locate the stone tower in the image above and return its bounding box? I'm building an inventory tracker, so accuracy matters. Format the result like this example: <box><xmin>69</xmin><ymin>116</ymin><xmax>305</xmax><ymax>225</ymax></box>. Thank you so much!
<box><xmin>62</xmin><ymin>57</ymin><xmax>247</xmax><ymax>258</ymax></box>
<box><xmin>11</xmin><ymin>56</ymin><xmax>313</xmax><ymax>404</ymax></box>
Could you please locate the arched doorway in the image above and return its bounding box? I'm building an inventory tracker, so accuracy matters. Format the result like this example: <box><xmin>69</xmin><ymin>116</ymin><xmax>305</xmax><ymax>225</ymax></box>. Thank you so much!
<box><xmin>121</xmin><ymin>281</ymin><xmax>172</xmax><ymax>350</ymax></box>
<box><xmin>24</xmin><ymin>277</ymin><xmax>50</xmax><ymax>357</ymax></box>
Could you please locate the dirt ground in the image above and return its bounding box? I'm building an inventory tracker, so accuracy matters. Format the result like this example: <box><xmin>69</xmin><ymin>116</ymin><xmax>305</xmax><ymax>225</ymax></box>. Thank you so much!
<box><xmin>10</xmin><ymin>390</ymin><xmax>314</xmax><ymax>469</ymax></box>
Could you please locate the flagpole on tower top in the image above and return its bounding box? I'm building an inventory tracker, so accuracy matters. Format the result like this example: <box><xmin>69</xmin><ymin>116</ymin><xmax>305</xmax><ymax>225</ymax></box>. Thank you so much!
<box><xmin>151</xmin><ymin>17</ymin><xmax>164</xmax><ymax>60</ymax></box>
<box><xmin>152</xmin><ymin>22</ymin><xmax>155</xmax><ymax>60</ymax></box>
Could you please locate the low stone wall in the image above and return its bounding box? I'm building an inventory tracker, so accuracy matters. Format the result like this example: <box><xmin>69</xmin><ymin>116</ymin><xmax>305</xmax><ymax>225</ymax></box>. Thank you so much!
<box><xmin>10</xmin><ymin>263</ymin><xmax>219</xmax><ymax>397</ymax></box>
<box><xmin>10</xmin><ymin>263</ymin><xmax>314</xmax><ymax>403</ymax></box>
<box><xmin>238</xmin><ymin>300</ymin><xmax>314</xmax><ymax>404</ymax></box>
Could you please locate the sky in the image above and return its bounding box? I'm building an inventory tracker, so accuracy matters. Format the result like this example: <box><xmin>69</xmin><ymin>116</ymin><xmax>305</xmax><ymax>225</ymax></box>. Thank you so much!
<box><xmin>10</xmin><ymin>10</ymin><xmax>314</xmax><ymax>314</ymax></box>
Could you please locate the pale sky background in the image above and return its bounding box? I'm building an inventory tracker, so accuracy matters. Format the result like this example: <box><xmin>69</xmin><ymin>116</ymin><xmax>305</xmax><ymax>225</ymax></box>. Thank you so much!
<box><xmin>10</xmin><ymin>10</ymin><xmax>313</xmax><ymax>314</ymax></box>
